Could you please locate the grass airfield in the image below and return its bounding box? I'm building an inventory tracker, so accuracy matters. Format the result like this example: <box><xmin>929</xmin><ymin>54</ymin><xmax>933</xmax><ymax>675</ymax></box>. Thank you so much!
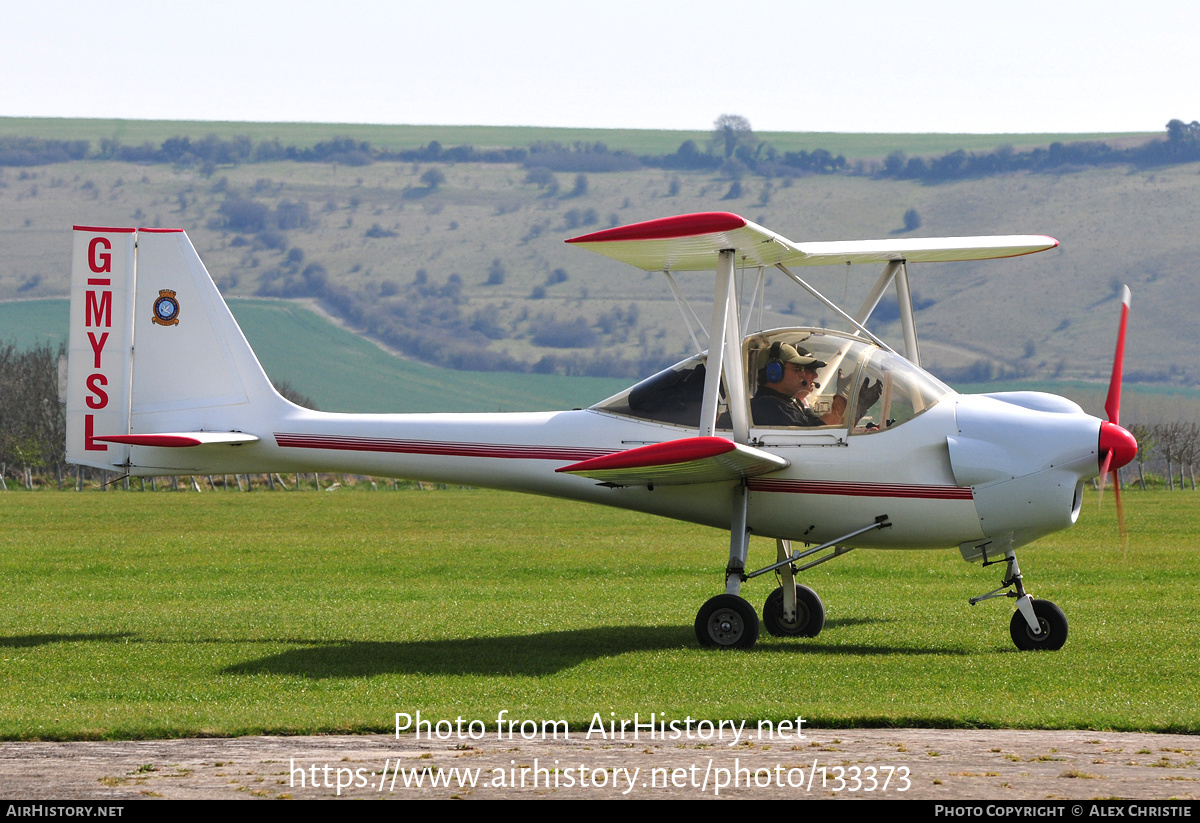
<box><xmin>0</xmin><ymin>486</ymin><xmax>1196</xmax><ymax>741</ymax></box>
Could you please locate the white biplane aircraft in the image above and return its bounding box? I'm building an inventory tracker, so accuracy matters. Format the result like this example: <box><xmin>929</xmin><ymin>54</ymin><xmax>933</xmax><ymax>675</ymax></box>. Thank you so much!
<box><xmin>65</xmin><ymin>213</ymin><xmax>1137</xmax><ymax>651</ymax></box>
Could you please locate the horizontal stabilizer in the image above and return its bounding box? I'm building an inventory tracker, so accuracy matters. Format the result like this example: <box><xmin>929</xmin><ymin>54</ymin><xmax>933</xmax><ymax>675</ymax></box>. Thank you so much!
<box><xmin>93</xmin><ymin>432</ymin><xmax>260</xmax><ymax>448</ymax></box>
<box><xmin>556</xmin><ymin>436</ymin><xmax>788</xmax><ymax>486</ymax></box>
<box><xmin>567</xmin><ymin>212</ymin><xmax>1057</xmax><ymax>271</ymax></box>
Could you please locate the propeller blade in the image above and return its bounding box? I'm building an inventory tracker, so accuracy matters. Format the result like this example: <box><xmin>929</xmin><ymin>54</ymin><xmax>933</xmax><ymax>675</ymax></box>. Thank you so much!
<box><xmin>1097</xmin><ymin>450</ymin><xmax>1112</xmax><ymax>509</ymax></box>
<box><xmin>1104</xmin><ymin>285</ymin><xmax>1131</xmax><ymax>426</ymax></box>
<box><xmin>1113</xmin><ymin>470</ymin><xmax>1127</xmax><ymax>551</ymax></box>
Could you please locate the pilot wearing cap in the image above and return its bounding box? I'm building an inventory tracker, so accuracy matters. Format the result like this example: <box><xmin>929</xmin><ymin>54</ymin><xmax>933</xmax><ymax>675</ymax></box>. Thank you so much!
<box><xmin>751</xmin><ymin>342</ymin><xmax>846</xmax><ymax>427</ymax></box>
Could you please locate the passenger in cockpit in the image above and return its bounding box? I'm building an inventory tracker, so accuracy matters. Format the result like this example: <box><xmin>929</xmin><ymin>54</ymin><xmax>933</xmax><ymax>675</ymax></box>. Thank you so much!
<box><xmin>751</xmin><ymin>343</ymin><xmax>844</xmax><ymax>427</ymax></box>
<box><xmin>795</xmin><ymin>375</ymin><xmax>848</xmax><ymax>425</ymax></box>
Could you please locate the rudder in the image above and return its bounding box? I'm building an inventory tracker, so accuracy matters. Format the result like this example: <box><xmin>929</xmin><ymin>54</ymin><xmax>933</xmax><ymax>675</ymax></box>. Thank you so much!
<box><xmin>65</xmin><ymin>227</ymin><xmax>287</xmax><ymax>472</ymax></box>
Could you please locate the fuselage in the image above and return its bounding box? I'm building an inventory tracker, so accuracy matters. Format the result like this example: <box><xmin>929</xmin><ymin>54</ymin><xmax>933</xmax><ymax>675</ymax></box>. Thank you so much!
<box><xmin>119</xmin><ymin>379</ymin><xmax>1108</xmax><ymax>553</ymax></box>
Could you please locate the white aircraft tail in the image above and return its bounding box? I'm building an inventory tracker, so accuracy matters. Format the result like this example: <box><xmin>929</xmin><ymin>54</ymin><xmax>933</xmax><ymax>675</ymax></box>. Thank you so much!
<box><xmin>66</xmin><ymin>227</ymin><xmax>290</xmax><ymax>471</ymax></box>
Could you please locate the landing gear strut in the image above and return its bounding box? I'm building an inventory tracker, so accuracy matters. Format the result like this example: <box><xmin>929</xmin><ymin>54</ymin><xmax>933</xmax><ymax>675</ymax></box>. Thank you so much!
<box><xmin>970</xmin><ymin>549</ymin><xmax>1068</xmax><ymax>651</ymax></box>
<box><xmin>693</xmin><ymin>508</ymin><xmax>890</xmax><ymax>650</ymax></box>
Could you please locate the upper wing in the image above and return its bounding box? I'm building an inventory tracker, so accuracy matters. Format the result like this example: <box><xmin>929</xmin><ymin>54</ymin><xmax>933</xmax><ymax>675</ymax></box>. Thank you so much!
<box><xmin>566</xmin><ymin>212</ymin><xmax>1058</xmax><ymax>271</ymax></box>
<box><xmin>556</xmin><ymin>436</ymin><xmax>788</xmax><ymax>487</ymax></box>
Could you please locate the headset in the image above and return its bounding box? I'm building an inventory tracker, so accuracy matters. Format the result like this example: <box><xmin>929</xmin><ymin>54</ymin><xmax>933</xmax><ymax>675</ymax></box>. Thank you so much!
<box><xmin>764</xmin><ymin>342</ymin><xmax>784</xmax><ymax>383</ymax></box>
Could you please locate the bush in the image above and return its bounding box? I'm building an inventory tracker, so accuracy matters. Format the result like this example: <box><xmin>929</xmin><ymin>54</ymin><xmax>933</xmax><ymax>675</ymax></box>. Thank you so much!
<box><xmin>365</xmin><ymin>223</ymin><xmax>397</xmax><ymax>238</ymax></box>
<box><xmin>219</xmin><ymin>196</ymin><xmax>270</xmax><ymax>233</ymax></box>
<box><xmin>276</xmin><ymin>199</ymin><xmax>310</xmax><ymax>230</ymax></box>
<box><xmin>532</xmin><ymin>317</ymin><xmax>598</xmax><ymax>348</ymax></box>
<box><xmin>903</xmin><ymin>208</ymin><xmax>921</xmax><ymax>232</ymax></box>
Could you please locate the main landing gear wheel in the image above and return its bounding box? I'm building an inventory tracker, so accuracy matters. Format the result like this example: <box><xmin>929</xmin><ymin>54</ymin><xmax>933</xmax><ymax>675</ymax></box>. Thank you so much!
<box><xmin>762</xmin><ymin>585</ymin><xmax>826</xmax><ymax>638</ymax></box>
<box><xmin>695</xmin><ymin>594</ymin><xmax>760</xmax><ymax>649</ymax></box>
<box><xmin>1009</xmin><ymin>599</ymin><xmax>1068</xmax><ymax>651</ymax></box>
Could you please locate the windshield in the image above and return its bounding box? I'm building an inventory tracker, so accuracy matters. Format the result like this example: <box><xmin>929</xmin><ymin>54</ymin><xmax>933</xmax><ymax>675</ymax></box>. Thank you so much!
<box><xmin>845</xmin><ymin>347</ymin><xmax>952</xmax><ymax>435</ymax></box>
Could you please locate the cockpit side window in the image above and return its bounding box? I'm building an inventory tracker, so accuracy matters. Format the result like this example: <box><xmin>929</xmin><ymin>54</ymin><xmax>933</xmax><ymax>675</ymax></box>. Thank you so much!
<box><xmin>591</xmin><ymin>356</ymin><xmax>729</xmax><ymax>429</ymax></box>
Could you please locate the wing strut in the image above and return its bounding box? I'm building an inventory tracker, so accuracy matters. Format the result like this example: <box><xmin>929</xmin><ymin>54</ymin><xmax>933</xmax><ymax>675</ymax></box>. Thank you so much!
<box><xmin>851</xmin><ymin>259</ymin><xmax>922</xmax><ymax>366</ymax></box>
<box><xmin>699</xmin><ymin>250</ymin><xmax>749</xmax><ymax>443</ymax></box>
<box><xmin>854</xmin><ymin>260</ymin><xmax>902</xmax><ymax>326</ymax></box>
<box><xmin>775</xmin><ymin>263</ymin><xmax>897</xmax><ymax>354</ymax></box>
<box><xmin>662</xmin><ymin>270</ymin><xmax>708</xmax><ymax>355</ymax></box>
<box><xmin>895</xmin><ymin>261</ymin><xmax>921</xmax><ymax>366</ymax></box>
<box><xmin>741</xmin><ymin>266</ymin><xmax>766</xmax><ymax>337</ymax></box>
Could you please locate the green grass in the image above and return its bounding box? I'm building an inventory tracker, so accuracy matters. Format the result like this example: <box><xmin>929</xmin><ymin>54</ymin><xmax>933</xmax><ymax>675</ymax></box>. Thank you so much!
<box><xmin>0</xmin><ymin>298</ymin><xmax>65</xmax><ymax>350</ymax></box>
<box><xmin>0</xmin><ymin>487</ymin><xmax>1195</xmax><ymax>740</ymax></box>
<box><xmin>0</xmin><ymin>116</ymin><xmax>1155</xmax><ymax>157</ymax></box>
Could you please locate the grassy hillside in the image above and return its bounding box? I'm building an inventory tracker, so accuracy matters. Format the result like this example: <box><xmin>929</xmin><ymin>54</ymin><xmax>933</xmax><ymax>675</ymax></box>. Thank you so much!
<box><xmin>0</xmin><ymin>133</ymin><xmax>1194</xmax><ymax>389</ymax></box>
<box><xmin>0</xmin><ymin>298</ymin><xmax>628</xmax><ymax>413</ymax></box>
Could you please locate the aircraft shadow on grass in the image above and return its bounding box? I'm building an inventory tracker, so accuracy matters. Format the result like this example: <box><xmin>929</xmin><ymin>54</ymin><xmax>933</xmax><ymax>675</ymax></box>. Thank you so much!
<box><xmin>221</xmin><ymin>620</ymin><xmax>965</xmax><ymax>679</ymax></box>
<box><xmin>0</xmin><ymin>632</ymin><xmax>135</xmax><ymax>648</ymax></box>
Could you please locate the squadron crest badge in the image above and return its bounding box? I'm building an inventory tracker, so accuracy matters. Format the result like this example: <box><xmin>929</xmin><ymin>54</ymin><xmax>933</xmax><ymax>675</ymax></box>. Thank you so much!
<box><xmin>152</xmin><ymin>289</ymin><xmax>180</xmax><ymax>326</ymax></box>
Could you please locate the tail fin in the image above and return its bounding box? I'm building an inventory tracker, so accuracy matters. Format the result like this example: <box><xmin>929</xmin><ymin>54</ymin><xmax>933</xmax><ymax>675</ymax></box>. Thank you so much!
<box><xmin>66</xmin><ymin>227</ymin><xmax>286</xmax><ymax>471</ymax></box>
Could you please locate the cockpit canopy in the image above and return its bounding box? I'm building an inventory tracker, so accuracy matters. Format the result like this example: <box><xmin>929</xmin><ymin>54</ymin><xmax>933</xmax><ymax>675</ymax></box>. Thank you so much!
<box><xmin>592</xmin><ymin>328</ymin><xmax>953</xmax><ymax>434</ymax></box>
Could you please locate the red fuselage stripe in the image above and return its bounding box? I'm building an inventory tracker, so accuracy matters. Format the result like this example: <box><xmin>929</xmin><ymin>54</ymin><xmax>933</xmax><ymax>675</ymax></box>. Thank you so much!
<box><xmin>273</xmin><ymin>432</ymin><xmax>611</xmax><ymax>461</ymax></box>
<box><xmin>748</xmin><ymin>478</ymin><xmax>973</xmax><ymax>500</ymax></box>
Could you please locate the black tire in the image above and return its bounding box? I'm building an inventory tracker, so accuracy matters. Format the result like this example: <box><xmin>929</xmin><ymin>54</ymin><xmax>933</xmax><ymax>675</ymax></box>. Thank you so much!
<box><xmin>762</xmin><ymin>585</ymin><xmax>825</xmax><ymax>638</ymax></box>
<box><xmin>695</xmin><ymin>594</ymin><xmax>760</xmax><ymax>649</ymax></box>
<box><xmin>1009</xmin><ymin>599</ymin><xmax>1068</xmax><ymax>651</ymax></box>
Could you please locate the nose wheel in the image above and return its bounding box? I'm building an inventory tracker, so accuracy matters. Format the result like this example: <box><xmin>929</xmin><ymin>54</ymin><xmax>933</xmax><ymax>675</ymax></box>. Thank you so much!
<box><xmin>1009</xmin><ymin>598</ymin><xmax>1068</xmax><ymax>651</ymax></box>
<box><xmin>970</xmin><ymin>548</ymin><xmax>1069</xmax><ymax>651</ymax></box>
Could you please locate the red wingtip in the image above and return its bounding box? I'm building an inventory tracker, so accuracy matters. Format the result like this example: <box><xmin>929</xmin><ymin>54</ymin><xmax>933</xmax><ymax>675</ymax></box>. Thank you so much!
<box><xmin>565</xmin><ymin>212</ymin><xmax>747</xmax><ymax>245</ymax></box>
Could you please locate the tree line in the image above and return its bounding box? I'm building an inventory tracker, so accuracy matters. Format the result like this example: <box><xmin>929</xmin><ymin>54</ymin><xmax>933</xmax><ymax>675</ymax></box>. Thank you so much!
<box><xmin>4</xmin><ymin>118</ymin><xmax>1198</xmax><ymax>183</ymax></box>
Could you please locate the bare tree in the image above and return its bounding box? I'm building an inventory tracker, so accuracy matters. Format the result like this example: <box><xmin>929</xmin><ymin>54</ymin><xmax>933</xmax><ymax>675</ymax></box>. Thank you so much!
<box><xmin>1177</xmin><ymin>422</ymin><xmax>1199</xmax><ymax>490</ymax></box>
<box><xmin>1126</xmin><ymin>423</ymin><xmax>1156</xmax><ymax>490</ymax></box>
<box><xmin>0</xmin><ymin>343</ymin><xmax>65</xmax><ymax>487</ymax></box>
<box><xmin>1153</xmin><ymin>422</ymin><xmax>1187</xmax><ymax>490</ymax></box>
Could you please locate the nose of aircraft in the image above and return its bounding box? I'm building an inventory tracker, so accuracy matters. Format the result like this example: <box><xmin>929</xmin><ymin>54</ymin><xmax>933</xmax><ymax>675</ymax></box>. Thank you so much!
<box><xmin>1098</xmin><ymin>421</ymin><xmax>1137</xmax><ymax>471</ymax></box>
